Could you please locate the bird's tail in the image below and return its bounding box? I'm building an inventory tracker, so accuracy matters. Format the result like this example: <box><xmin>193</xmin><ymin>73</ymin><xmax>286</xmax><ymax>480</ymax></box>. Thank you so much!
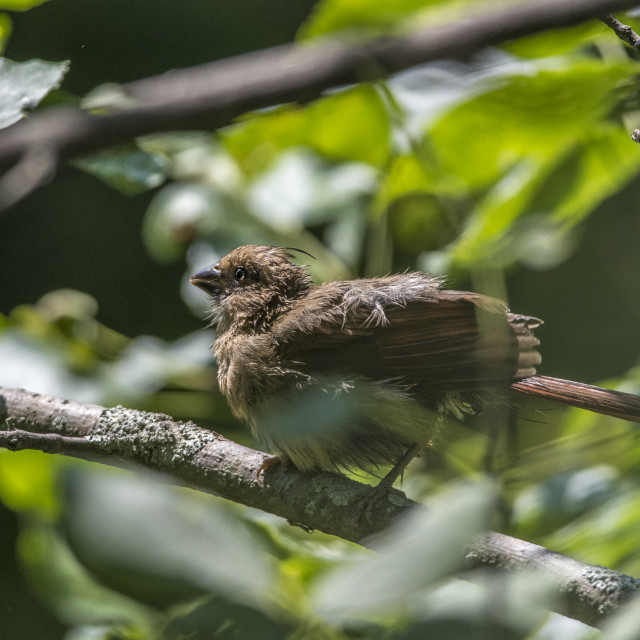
<box><xmin>511</xmin><ymin>375</ymin><xmax>640</xmax><ymax>424</ymax></box>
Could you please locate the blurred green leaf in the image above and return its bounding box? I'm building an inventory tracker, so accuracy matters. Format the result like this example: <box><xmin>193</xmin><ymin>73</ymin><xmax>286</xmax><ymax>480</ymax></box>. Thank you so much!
<box><xmin>163</xmin><ymin>597</ymin><xmax>293</xmax><ymax>640</ymax></box>
<box><xmin>426</xmin><ymin>58</ymin><xmax>639</xmax><ymax>266</ymax></box>
<box><xmin>0</xmin><ymin>57</ymin><xmax>69</xmax><ymax>128</ymax></box>
<box><xmin>0</xmin><ymin>13</ymin><xmax>11</xmax><ymax>53</ymax></box>
<box><xmin>313</xmin><ymin>481</ymin><xmax>497</xmax><ymax>621</ymax></box>
<box><xmin>449</xmin><ymin>160</ymin><xmax>544</xmax><ymax>266</ymax></box>
<box><xmin>0</xmin><ymin>450</ymin><xmax>59</xmax><ymax>517</ymax></box>
<box><xmin>429</xmin><ymin>59</ymin><xmax>634</xmax><ymax>190</ymax></box>
<box><xmin>391</xmin><ymin>570</ymin><xmax>556</xmax><ymax>640</ymax></box>
<box><xmin>600</xmin><ymin>593</ymin><xmax>640</xmax><ymax>640</ymax></box>
<box><xmin>223</xmin><ymin>84</ymin><xmax>391</xmax><ymax>173</ymax></box>
<box><xmin>388</xmin><ymin>193</ymin><xmax>456</xmax><ymax>253</ymax></box>
<box><xmin>545</xmin><ymin>486</ymin><xmax>640</xmax><ymax>574</ymax></box>
<box><xmin>258</xmin><ymin>377</ymin><xmax>438</xmax><ymax>473</ymax></box>
<box><xmin>299</xmin><ymin>0</ymin><xmax>470</xmax><ymax>39</ymax></box>
<box><xmin>375</xmin><ymin>154</ymin><xmax>437</xmax><ymax>207</ymax></box>
<box><xmin>252</xmin><ymin>151</ymin><xmax>375</xmax><ymax>225</ymax></box>
<box><xmin>143</xmin><ymin>183</ymin><xmax>226</xmax><ymax>262</ymax></box>
<box><xmin>63</xmin><ymin>467</ymin><xmax>275</xmax><ymax>609</ymax></box>
<box><xmin>0</xmin><ymin>291</ymin><xmax>214</xmax><ymax>406</ymax></box>
<box><xmin>504</xmin><ymin>21</ymin><xmax>609</xmax><ymax>58</ymax></box>
<box><xmin>512</xmin><ymin>466</ymin><xmax>619</xmax><ymax>536</ymax></box>
<box><xmin>550</xmin><ymin>124</ymin><xmax>640</xmax><ymax>225</ymax></box>
<box><xmin>74</xmin><ymin>147</ymin><xmax>170</xmax><ymax>195</ymax></box>
<box><xmin>18</xmin><ymin>521</ymin><xmax>152</xmax><ymax>632</ymax></box>
<box><xmin>0</xmin><ymin>0</ymin><xmax>50</xmax><ymax>8</ymax></box>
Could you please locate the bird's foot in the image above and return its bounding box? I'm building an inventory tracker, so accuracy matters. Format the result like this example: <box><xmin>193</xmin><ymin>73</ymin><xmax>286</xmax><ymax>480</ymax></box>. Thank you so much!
<box><xmin>353</xmin><ymin>481</ymin><xmax>407</xmax><ymax>525</ymax></box>
<box><xmin>256</xmin><ymin>455</ymin><xmax>282</xmax><ymax>479</ymax></box>
<box><xmin>257</xmin><ymin>455</ymin><xmax>294</xmax><ymax>479</ymax></box>
<box><xmin>352</xmin><ymin>443</ymin><xmax>419</xmax><ymax>524</ymax></box>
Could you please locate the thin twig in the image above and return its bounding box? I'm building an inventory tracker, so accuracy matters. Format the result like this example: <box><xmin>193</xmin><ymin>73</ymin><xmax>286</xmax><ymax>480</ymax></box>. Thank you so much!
<box><xmin>0</xmin><ymin>146</ymin><xmax>57</xmax><ymax>210</ymax></box>
<box><xmin>601</xmin><ymin>14</ymin><xmax>640</xmax><ymax>51</ymax></box>
<box><xmin>0</xmin><ymin>428</ymin><xmax>97</xmax><ymax>455</ymax></box>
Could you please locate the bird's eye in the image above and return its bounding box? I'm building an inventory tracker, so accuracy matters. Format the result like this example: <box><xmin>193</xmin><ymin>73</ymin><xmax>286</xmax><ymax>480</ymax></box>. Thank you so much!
<box><xmin>234</xmin><ymin>267</ymin><xmax>248</xmax><ymax>281</ymax></box>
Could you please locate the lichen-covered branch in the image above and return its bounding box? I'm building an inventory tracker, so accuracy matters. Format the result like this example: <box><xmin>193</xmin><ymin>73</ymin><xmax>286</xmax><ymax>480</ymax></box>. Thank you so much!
<box><xmin>1</xmin><ymin>385</ymin><xmax>638</xmax><ymax>628</ymax></box>
<box><xmin>467</xmin><ymin>532</ymin><xmax>640</xmax><ymax>628</ymax></box>
<box><xmin>0</xmin><ymin>386</ymin><xmax>409</xmax><ymax>542</ymax></box>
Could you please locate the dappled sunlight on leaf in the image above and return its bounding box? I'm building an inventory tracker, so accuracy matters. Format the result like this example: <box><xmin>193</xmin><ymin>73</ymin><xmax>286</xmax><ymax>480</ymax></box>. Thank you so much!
<box><xmin>223</xmin><ymin>84</ymin><xmax>391</xmax><ymax>172</ymax></box>
<box><xmin>0</xmin><ymin>56</ymin><xmax>68</xmax><ymax>128</ymax></box>
<box><xmin>74</xmin><ymin>147</ymin><xmax>169</xmax><ymax>196</ymax></box>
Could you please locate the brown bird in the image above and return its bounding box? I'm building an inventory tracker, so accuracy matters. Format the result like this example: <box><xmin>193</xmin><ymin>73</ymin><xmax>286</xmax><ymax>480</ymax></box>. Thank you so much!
<box><xmin>190</xmin><ymin>245</ymin><xmax>640</xmax><ymax>496</ymax></box>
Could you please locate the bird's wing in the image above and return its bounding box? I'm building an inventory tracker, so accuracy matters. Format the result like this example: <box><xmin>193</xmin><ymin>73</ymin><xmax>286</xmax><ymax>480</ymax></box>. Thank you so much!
<box><xmin>274</xmin><ymin>284</ymin><xmax>541</xmax><ymax>400</ymax></box>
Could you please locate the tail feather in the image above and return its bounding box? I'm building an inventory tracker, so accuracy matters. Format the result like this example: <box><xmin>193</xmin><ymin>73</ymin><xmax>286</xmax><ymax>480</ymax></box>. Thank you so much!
<box><xmin>511</xmin><ymin>375</ymin><xmax>640</xmax><ymax>424</ymax></box>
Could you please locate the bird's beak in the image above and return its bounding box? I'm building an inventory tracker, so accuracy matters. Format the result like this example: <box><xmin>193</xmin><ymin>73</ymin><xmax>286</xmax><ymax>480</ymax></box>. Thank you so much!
<box><xmin>189</xmin><ymin>264</ymin><xmax>222</xmax><ymax>295</ymax></box>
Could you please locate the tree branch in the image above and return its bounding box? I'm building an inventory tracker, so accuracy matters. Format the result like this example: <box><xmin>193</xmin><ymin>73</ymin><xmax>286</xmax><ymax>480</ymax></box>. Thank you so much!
<box><xmin>1</xmin><ymin>385</ymin><xmax>638</xmax><ymax>628</ymax></box>
<box><xmin>601</xmin><ymin>13</ymin><xmax>640</xmax><ymax>51</ymax></box>
<box><xmin>0</xmin><ymin>0</ymin><xmax>637</xmax><ymax>176</ymax></box>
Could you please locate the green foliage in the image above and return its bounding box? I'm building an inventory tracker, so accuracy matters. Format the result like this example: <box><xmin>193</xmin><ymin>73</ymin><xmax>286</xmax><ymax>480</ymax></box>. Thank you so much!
<box><xmin>299</xmin><ymin>0</ymin><xmax>493</xmax><ymax>39</ymax></box>
<box><xmin>0</xmin><ymin>13</ymin><xmax>11</xmax><ymax>52</ymax></box>
<box><xmin>73</xmin><ymin>148</ymin><xmax>170</xmax><ymax>196</ymax></box>
<box><xmin>4</xmin><ymin>0</ymin><xmax>640</xmax><ymax>639</ymax></box>
<box><xmin>223</xmin><ymin>84</ymin><xmax>392</xmax><ymax>172</ymax></box>
<box><xmin>90</xmin><ymin>51</ymin><xmax>640</xmax><ymax>276</ymax></box>
<box><xmin>63</xmin><ymin>468</ymin><xmax>276</xmax><ymax>608</ymax></box>
<box><xmin>0</xmin><ymin>56</ymin><xmax>68</xmax><ymax>128</ymax></box>
<box><xmin>0</xmin><ymin>0</ymin><xmax>50</xmax><ymax>8</ymax></box>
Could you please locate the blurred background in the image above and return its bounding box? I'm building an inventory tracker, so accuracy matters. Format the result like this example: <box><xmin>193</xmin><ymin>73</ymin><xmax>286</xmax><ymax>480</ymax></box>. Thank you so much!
<box><xmin>2</xmin><ymin>0</ymin><xmax>640</xmax><ymax>638</ymax></box>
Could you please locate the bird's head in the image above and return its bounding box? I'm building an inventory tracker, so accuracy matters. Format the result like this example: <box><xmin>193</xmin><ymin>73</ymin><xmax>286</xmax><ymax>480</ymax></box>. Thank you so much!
<box><xmin>190</xmin><ymin>245</ymin><xmax>312</xmax><ymax>332</ymax></box>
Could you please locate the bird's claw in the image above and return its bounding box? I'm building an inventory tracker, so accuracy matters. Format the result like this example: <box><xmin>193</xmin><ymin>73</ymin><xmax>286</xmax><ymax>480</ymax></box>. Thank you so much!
<box><xmin>256</xmin><ymin>455</ymin><xmax>282</xmax><ymax>479</ymax></box>
<box><xmin>353</xmin><ymin>484</ymin><xmax>407</xmax><ymax>525</ymax></box>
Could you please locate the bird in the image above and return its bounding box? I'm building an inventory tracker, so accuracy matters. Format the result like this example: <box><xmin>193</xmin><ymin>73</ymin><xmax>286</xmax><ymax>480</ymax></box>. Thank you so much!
<box><xmin>190</xmin><ymin>244</ymin><xmax>640</xmax><ymax>497</ymax></box>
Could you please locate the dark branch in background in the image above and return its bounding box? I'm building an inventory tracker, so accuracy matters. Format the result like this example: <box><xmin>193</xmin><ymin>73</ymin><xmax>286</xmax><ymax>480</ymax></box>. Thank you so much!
<box><xmin>0</xmin><ymin>0</ymin><xmax>638</xmax><ymax>181</ymax></box>
<box><xmin>1</xmin><ymin>385</ymin><xmax>639</xmax><ymax>629</ymax></box>
<box><xmin>601</xmin><ymin>13</ymin><xmax>640</xmax><ymax>51</ymax></box>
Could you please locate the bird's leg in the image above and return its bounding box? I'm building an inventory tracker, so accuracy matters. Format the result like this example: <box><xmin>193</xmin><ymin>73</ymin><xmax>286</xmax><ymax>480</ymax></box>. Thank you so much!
<box><xmin>376</xmin><ymin>442</ymin><xmax>421</xmax><ymax>495</ymax></box>
<box><xmin>355</xmin><ymin>442</ymin><xmax>421</xmax><ymax>523</ymax></box>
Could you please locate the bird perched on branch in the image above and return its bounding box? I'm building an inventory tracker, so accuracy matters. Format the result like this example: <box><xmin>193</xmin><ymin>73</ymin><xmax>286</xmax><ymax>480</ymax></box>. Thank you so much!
<box><xmin>190</xmin><ymin>245</ymin><xmax>640</xmax><ymax>498</ymax></box>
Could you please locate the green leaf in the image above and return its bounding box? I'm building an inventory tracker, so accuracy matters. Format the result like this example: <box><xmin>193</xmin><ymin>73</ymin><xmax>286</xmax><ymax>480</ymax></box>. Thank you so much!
<box><xmin>0</xmin><ymin>0</ymin><xmax>50</xmax><ymax>8</ymax></box>
<box><xmin>299</xmin><ymin>0</ymin><xmax>444</xmax><ymax>39</ymax></box>
<box><xmin>223</xmin><ymin>84</ymin><xmax>391</xmax><ymax>173</ymax></box>
<box><xmin>0</xmin><ymin>449</ymin><xmax>59</xmax><ymax>517</ymax></box>
<box><xmin>425</xmin><ymin>58</ymin><xmax>639</xmax><ymax>267</ymax></box>
<box><xmin>313</xmin><ymin>481</ymin><xmax>497</xmax><ymax>621</ymax></box>
<box><xmin>546</xmin><ymin>487</ymin><xmax>640</xmax><ymax>573</ymax></box>
<box><xmin>18</xmin><ymin>521</ymin><xmax>152</xmax><ymax>632</ymax></box>
<box><xmin>375</xmin><ymin>154</ymin><xmax>436</xmax><ymax>208</ymax></box>
<box><xmin>63</xmin><ymin>468</ymin><xmax>275</xmax><ymax>609</ymax></box>
<box><xmin>0</xmin><ymin>13</ymin><xmax>11</xmax><ymax>53</ymax></box>
<box><xmin>0</xmin><ymin>57</ymin><xmax>69</xmax><ymax>129</ymax></box>
<box><xmin>550</xmin><ymin>124</ymin><xmax>640</xmax><ymax>225</ymax></box>
<box><xmin>429</xmin><ymin>59</ymin><xmax>635</xmax><ymax>190</ymax></box>
<box><xmin>449</xmin><ymin>159</ymin><xmax>544</xmax><ymax>266</ymax></box>
<box><xmin>142</xmin><ymin>183</ymin><xmax>250</xmax><ymax>263</ymax></box>
<box><xmin>391</xmin><ymin>571</ymin><xmax>556</xmax><ymax>640</ymax></box>
<box><xmin>163</xmin><ymin>597</ymin><xmax>293</xmax><ymax>640</ymax></box>
<box><xmin>601</xmin><ymin>588</ymin><xmax>640</xmax><ymax>639</ymax></box>
<box><xmin>74</xmin><ymin>147</ymin><xmax>169</xmax><ymax>196</ymax></box>
<box><xmin>504</xmin><ymin>21</ymin><xmax>608</xmax><ymax>58</ymax></box>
